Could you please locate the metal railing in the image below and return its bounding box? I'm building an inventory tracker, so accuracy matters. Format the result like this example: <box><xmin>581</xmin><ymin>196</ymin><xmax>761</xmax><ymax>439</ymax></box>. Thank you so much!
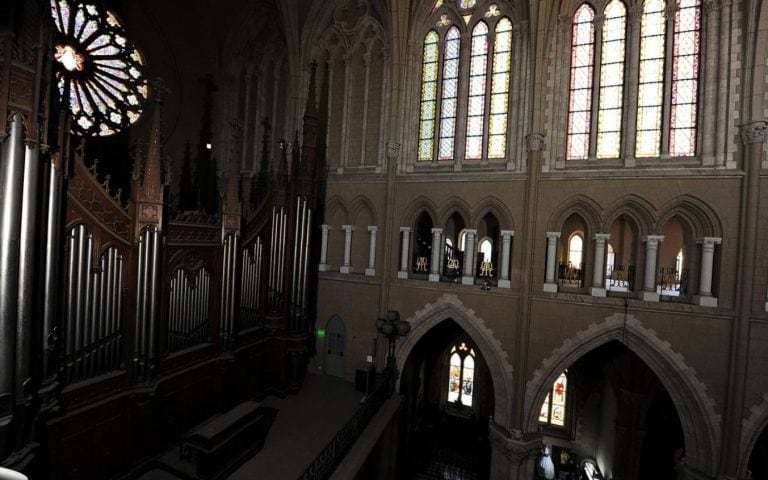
<box><xmin>298</xmin><ymin>371</ymin><xmax>391</xmax><ymax>480</ymax></box>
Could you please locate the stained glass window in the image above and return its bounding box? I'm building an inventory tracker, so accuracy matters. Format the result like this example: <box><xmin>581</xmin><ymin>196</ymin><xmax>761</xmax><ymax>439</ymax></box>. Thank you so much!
<box><xmin>636</xmin><ymin>0</ymin><xmax>666</xmax><ymax>157</ymax></box>
<box><xmin>596</xmin><ymin>0</ymin><xmax>626</xmax><ymax>159</ymax></box>
<box><xmin>447</xmin><ymin>342</ymin><xmax>475</xmax><ymax>407</ymax></box>
<box><xmin>539</xmin><ymin>371</ymin><xmax>568</xmax><ymax>426</ymax></box>
<box><xmin>418</xmin><ymin>31</ymin><xmax>440</xmax><ymax>161</ymax></box>
<box><xmin>670</xmin><ymin>0</ymin><xmax>701</xmax><ymax>156</ymax></box>
<box><xmin>438</xmin><ymin>27</ymin><xmax>461</xmax><ymax>160</ymax></box>
<box><xmin>488</xmin><ymin>17</ymin><xmax>512</xmax><ymax>158</ymax></box>
<box><xmin>568</xmin><ymin>233</ymin><xmax>583</xmax><ymax>268</ymax></box>
<box><xmin>460</xmin><ymin>0</ymin><xmax>477</xmax><ymax>9</ymax></box>
<box><xmin>50</xmin><ymin>0</ymin><xmax>148</xmax><ymax>137</ymax></box>
<box><xmin>566</xmin><ymin>4</ymin><xmax>595</xmax><ymax>160</ymax></box>
<box><xmin>465</xmin><ymin>22</ymin><xmax>488</xmax><ymax>160</ymax></box>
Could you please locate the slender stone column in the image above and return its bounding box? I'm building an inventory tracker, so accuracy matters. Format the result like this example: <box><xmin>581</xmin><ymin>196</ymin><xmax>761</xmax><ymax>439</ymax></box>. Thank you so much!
<box><xmin>462</xmin><ymin>229</ymin><xmax>477</xmax><ymax>285</ymax></box>
<box><xmin>429</xmin><ymin>228</ymin><xmax>442</xmax><ymax>282</ymax></box>
<box><xmin>693</xmin><ymin>237</ymin><xmax>722</xmax><ymax>306</ymax></box>
<box><xmin>365</xmin><ymin>226</ymin><xmax>377</xmax><ymax>276</ymax></box>
<box><xmin>543</xmin><ymin>232</ymin><xmax>560</xmax><ymax>292</ymax></box>
<box><xmin>701</xmin><ymin>0</ymin><xmax>721</xmax><ymax>166</ymax></box>
<box><xmin>623</xmin><ymin>5</ymin><xmax>643</xmax><ymax>166</ymax></box>
<box><xmin>590</xmin><ymin>233</ymin><xmax>610</xmax><ymax>297</ymax></box>
<box><xmin>318</xmin><ymin>225</ymin><xmax>331</xmax><ymax>272</ymax></box>
<box><xmin>639</xmin><ymin>235</ymin><xmax>664</xmax><ymax>302</ymax></box>
<box><xmin>340</xmin><ymin>225</ymin><xmax>355</xmax><ymax>273</ymax></box>
<box><xmin>498</xmin><ymin>230</ymin><xmax>515</xmax><ymax>288</ymax></box>
<box><xmin>398</xmin><ymin>227</ymin><xmax>411</xmax><ymax>279</ymax></box>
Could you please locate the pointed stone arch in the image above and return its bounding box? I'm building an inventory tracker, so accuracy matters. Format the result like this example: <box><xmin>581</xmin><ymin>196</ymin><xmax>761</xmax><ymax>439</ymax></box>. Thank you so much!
<box><xmin>394</xmin><ymin>293</ymin><xmax>515</xmax><ymax>429</ymax></box>
<box><xmin>350</xmin><ymin>195</ymin><xmax>378</xmax><ymax>226</ymax></box>
<box><xmin>547</xmin><ymin>194</ymin><xmax>603</xmax><ymax>233</ymax></box>
<box><xmin>401</xmin><ymin>195</ymin><xmax>439</xmax><ymax>227</ymax></box>
<box><xmin>740</xmin><ymin>392</ymin><xmax>768</xmax><ymax>478</ymax></box>
<box><xmin>524</xmin><ymin>313</ymin><xmax>721</xmax><ymax>476</ymax></box>
<box><xmin>437</xmin><ymin>196</ymin><xmax>473</xmax><ymax>227</ymax></box>
<box><xmin>471</xmin><ymin>196</ymin><xmax>514</xmax><ymax>230</ymax></box>
<box><xmin>656</xmin><ymin>194</ymin><xmax>723</xmax><ymax>239</ymax></box>
<box><xmin>601</xmin><ymin>194</ymin><xmax>656</xmax><ymax>235</ymax></box>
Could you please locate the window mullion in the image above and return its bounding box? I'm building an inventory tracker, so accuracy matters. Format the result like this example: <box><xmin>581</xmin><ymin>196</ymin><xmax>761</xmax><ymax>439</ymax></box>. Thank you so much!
<box><xmin>622</xmin><ymin>6</ymin><xmax>643</xmax><ymax>166</ymax></box>
<box><xmin>482</xmin><ymin>27</ymin><xmax>495</xmax><ymax>163</ymax></box>
<box><xmin>454</xmin><ymin>30</ymin><xmax>470</xmax><ymax>168</ymax></box>
<box><xmin>434</xmin><ymin>33</ymin><xmax>446</xmax><ymax>163</ymax></box>
<box><xmin>588</xmin><ymin>14</ymin><xmax>605</xmax><ymax>159</ymax></box>
<box><xmin>660</xmin><ymin>3</ymin><xmax>678</xmax><ymax>156</ymax></box>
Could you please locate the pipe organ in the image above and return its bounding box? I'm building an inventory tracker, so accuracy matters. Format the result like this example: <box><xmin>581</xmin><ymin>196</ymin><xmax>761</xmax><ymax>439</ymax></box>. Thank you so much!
<box><xmin>134</xmin><ymin>225</ymin><xmax>162</xmax><ymax>381</ymax></box>
<box><xmin>240</xmin><ymin>237</ymin><xmax>263</xmax><ymax>330</ymax></box>
<box><xmin>220</xmin><ymin>232</ymin><xmax>239</xmax><ymax>350</ymax></box>
<box><xmin>291</xmin><ymin>196</ymin><xmax>312</xmax><ymax>331</ymax></box>
<box><xmin>168</xmin><ymin>268</ymin><xmax>211</xmax><ymax>352</ymax></box>
<box><xmin>63</xmin><ymin>225</ymin><xmax>124</xmax><ymax>383</ymax></box>
<box><xmin>269</xmin><ymin>206</ymin><xmax>288</xmax><ymax>313</ymax></box>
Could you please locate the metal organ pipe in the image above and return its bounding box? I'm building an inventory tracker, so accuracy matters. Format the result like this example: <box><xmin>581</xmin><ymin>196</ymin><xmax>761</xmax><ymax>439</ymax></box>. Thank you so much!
<box><xmin>17</xmin><ymin>139</ymin><xmax>40</xmax><ymax>406</ymax></box>
<box><xmin>115</xmin><ymin>253</ymin><xmax>123</xmax><ymax>369</ymax></box>
<box><xmin>301</xmin><ymin>208</ymin><xmax>313</xmax><ymax>328</ymax></box>
<box><xmin>134</xmin><ymin>232</ymin><xmax>146</xmax><ymax>377</ymax></box>
<box><xmin>148</xmin><ymin>229</ymin><xmax>160</xmax><ymax>374</ymax></box>
<box><xmin>42</xmin><ymin>162</ymin><xmax>62</xmax><ymax>379</ymax></box>
<box><xmin>65</xmin><ymin>230</ymin><xmax>77</xmax><ymax>376</ymax></box>
<box><xmin>0</xmin><ymin>116</ymin><xmax>26</xmax><ymax>426</ymax></box>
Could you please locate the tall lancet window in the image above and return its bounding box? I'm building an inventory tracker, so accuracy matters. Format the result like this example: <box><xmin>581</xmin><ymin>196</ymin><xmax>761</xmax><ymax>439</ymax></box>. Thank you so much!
<box><xmin>596</xmin><ymin>0</ymin><xmax>626</xmax><ymax>158</ymax></box>
<box><xmin>465</xmin><ymin>22</ymin><xmax>489</xmax><ymax>159</ymax></box>
<box><xmin>489</xmin><ymin>17</ymin><xmax>512</xmax><ymax>158</ymax></box>
<box><xmin>636</xmin><ymin>0</ymin><xmax>666</xmax><ymax>157</ymax></box>
<box><xmin>439</xmin><ymin>26</ymin><xmax>462</xmax><ymax>160</ymax></box>
<box><xmin>566</xmin><ymin>4</ymin><xmax>595</xmax><ymax>160</ymax></box>
<box><xmin>669</xmin><ymin>0</ymin><xmax>701</xmax><ymax>157</ymax></box>
<box><xmin>418</xmin><ymin>31</ymin><xmax>440</xmax><ymax>161</ymax></box>
<box><xmin>539</xmin><ymin>371</ymin><xmax>568</xmax><ymax>426</ymax></box>
<box><xmin>447</xmin><ymin>342</ymin><xmax>475</xmax><ymax>407</ymax></box>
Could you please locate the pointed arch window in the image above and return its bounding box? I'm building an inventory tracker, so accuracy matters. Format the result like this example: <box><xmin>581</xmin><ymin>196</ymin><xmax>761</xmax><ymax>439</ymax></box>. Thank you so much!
<box><xmin>568</xmin><ymin>233</ymin><xmax>583</xmax><ymax>268</ymax></box>
<box><xmin>566</xmin><ymin>0</ymin><xmax>702</xmax><ymax>160</ymax></box>
<box><xmin>447</xmin><ymin>342</ymin><xmax>475</xmax><ymax>407</ymax></box>
<box><xmin>417</xmin><ymin>10</ymin><xmax>513</xmax><ymax>163</ymax></box>
<box><xmin>539</xmin><ymin>371</ymin><xmax>568</xmax><ymax>426</ymax></box>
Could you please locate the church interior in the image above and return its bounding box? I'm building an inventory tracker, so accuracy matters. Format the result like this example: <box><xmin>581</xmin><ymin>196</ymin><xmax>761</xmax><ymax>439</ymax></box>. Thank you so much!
<box><xmin>1</xmin><ymin>0</ymin><xmax>768</xmax><ymax>479</ymax></box>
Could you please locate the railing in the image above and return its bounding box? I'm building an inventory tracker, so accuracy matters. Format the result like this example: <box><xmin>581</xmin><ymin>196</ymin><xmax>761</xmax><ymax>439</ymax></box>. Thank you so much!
<box><xmin>656</xmin><ymin>267</ymin><xmax>689</xmax><ymax>296</ymax></box>
<box><xmin>298</xmin><ymin>372</ymin><xmax>391</xmax><ymax>480</ymax></box>
<box><xmin>558</xmin><ymin>262</ymin><xmax>585</xmax><ymax>288</ymax></box>
<box><xmin>605</xmin><ymin>264</ymin><xmax>636</xmax><ymax>292</ymax></box>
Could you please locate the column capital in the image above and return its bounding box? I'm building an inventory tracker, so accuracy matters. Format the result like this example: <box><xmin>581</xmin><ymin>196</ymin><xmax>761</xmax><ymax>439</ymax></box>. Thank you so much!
<box><xmin>628</xmin><ymin>4</ymin><xmax>644</xmax><ymax>26</ymax></box>
<box><xmin>664</xmin><ymin>2</ymin><xmax>680</xmax><ymax>18</ymax></box>
<box><xmin>367</xmin><ymin>225</ymin><xmax>378</xmax><ymax>233</ymax></box>
<box><xmin>525</xmin><ymin>132</ymin><xmax>545</xmax><ymax>152</ymax></box>
<box><xmin>546</xmin><ymin>231</ymin><xmax>562</xmax><ymax>239</ymax></box>
<box><xmin>642</xmin><ymin>234</ymin><xmax>665</xmax><ymax>243</ymax></box>
<box><xmin>341</xmin><ymin>224</ymin><xmax>356</xmax><ymax>232</ymax></box>
<box><xmin>703</xmin><ymin>0</ymin><xmax>722</xmax><ymax>14</ymax></box>
<box><xmin>431</xmin><ymin>227</ymin><xmax>443</xmax><ymax>234</ymax></box>
<box><xmin>500</xmin><ymin>229</ymin><xmax>515</xmax><ymax>237</ymax></box>
<box><xmin>698</xmin><ymin>236</ymin><xmax>722</xmax><ymax>245</ymax></box>
<box><xmin>464</xmin><ymin>229</ymin><xmax>478</xmax><ymax>236</ymax></box>
<box><xmin>593</xmin><ymin>14</ymin><xmax>607</xmax><ymax>31</ymax></box>
<box><xmin>386</xmin><ymin>141</ymin><xmax>401</xmax><ymax>160</ymax></box>
<box><xmin>740</xmin><ymin>121</ymin><xmax>768</xmax><ymax>144</ymax></box>
<box><xmin>400</xmin><ymin>226</ymin><xmax>411</xmax><ymax>233</ymax></box>
<box><xmin>594</xmin><ymin>233</ymin><xmax>611</xmax><ymax>241</ymax></box>
<box><xmin>488</xmin><ymin>422</ymin><xmax>542</xmax><ymax>464</ymax></box>
<box><xmin>321</xmin><ymin>224</ymin><xmax>332</xmax><ymax>232</ymax></box>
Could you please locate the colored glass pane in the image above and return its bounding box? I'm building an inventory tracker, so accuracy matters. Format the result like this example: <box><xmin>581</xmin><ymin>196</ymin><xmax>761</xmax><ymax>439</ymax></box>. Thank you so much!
<box><xmin>488</xmin><ymin>17</ymin><xmax>512</xmax><ymax>158</ymax></box>
<box><xmin>636</xmin><ymin>0</ymin><xmax>665</xmax><ymax>157</ymax></box>
<box><xmin>460</xmin><ymin>0</ymin><xmax>476</xmax><ymax>8</ymax></box>
<box><xmin>670</xmin><ymin>0</ymin><xmax>700</xmax><ymax>156</ymax></box>
<box><xmin>418</xmin><ymin>31</ymin><xmax>439</xmax><ymax>161</ymax></box>
<box><xmin>465</xmin><ymin>22</ymin><xmax>488</xmax><ymax>159</ymax></box>
<box><xmin>439</xmin><ymin>27</ymin><xmax>461</xmax><ymax>160</ymax></box>
<box><xmin>539</xmin><ymin>393</ymin><xmax>551</xmax><ymax>422</ymax></box>
<box><xmin>461</xmin><ymin>354</ymin><xmax>475</xmax><ymax>407</ymax></box>
<box><xmin>50</xmin><ymin>0</ymin><xmax>146</xmax><ymax>137</ymax></box>
<box><xmin>597</xmin><ymin>0</ymin><xmax>626</xmax><ymax>159</ymax></box>
<box><xmin>551</xmin><ymin>372</ymin><xmax>567</xmax><ymax>426</ymax></box>
<box><xmin>566</xmin><ymin>4</ymin><xmax>595</xmax><ymax>160</ymax></box>
<box><xmin>448</xmin><ymin>352</ymin><xmax>461</xmax><ymax>403</ymax></box>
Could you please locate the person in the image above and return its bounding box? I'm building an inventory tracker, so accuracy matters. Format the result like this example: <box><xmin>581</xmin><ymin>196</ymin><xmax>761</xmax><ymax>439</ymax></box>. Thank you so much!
<box><xmin>537</xmin><ymin>445</ymin><xmax>556</xmax><ymax>480</ymax></box>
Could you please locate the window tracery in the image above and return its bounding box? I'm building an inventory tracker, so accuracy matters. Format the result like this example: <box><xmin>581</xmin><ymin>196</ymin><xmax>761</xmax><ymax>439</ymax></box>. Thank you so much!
<box><xmin>539</xmin><ymin>371</ymin><xmax>568</xmax><ymax>426</ymax></box>
<box><xmin>565</xmin><ymin>0</ymin><xmax>702</xmax><ymax>160</ymax></box>
<box><xmin>417</xmin><ymin>3</ymin><xmax>513</xmax><ymax>163</ymax></box>
<box><xmin>50</xmin><ymin>0</ymin><xmax>148</xmax><ymax>137</ymax></box>
<box><xmin>447</xmin><ymin>342</ymin><xmax>475</xmax><ymax>407</ymax></box>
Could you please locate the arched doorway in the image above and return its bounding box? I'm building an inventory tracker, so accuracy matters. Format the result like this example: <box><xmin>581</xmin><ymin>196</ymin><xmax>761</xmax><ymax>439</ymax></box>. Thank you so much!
<box><xmin>325</xmin><ymin>314</ymin><xmax>345</xmax><ymax>378</ymax></box>
<box><xmin>399</xmin><ymin>319</ymin><xmax>494</xmax><ymax>479</ymax></box>
<box><xmin>532</xmin><ymin>341</ymin><xmax>684</xmax><ymax>480</ymax></box>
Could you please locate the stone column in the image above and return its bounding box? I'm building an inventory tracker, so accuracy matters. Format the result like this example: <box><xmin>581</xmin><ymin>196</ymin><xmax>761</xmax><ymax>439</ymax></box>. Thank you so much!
<box><xmin>488</xmin><ymin>423</ymin><xmax>541</xmax><ymax>480</ymax></box>
<box><xmin>588</xmin><ymin>14</ymin><xmax>606</xmax><ymax>159</ymax></box>
<box><xmin>340</xmin><ymin>225</ymin><xmax>355</xmax><ymax>274</ymax></box>
<box><xmin>543</xmin><ymin>232</ymin><xmax>560</xmax><ymax>292</ymax></box>
<box><xmin>462</xmin><ymin>229</ymin><xmax>477</xmax><ymax>285</ymax></box>
<box><xmin>640</xmin><ymin>235</ymin><xmax>664</xmax><ymax>302</ymax></box>
<box><xmin>693</xmin><ymin>237</ymin><xmax>722</xmax><ymax>306</ymax></box>
<box><xmin>623</xmin><ymin>5</ymin><xmax>643</xmax><ymax>166</ymax></box>
<box><xmin>429</xmin><ymin>228</ymin><xmax>442</xmax><ymax>282</ymax></box>
<box><xmin>498</xmin><ymin>230</ymin><xmax>515</xmax><ymax>288</ymax></box>
<box><xmin>365</xmin><ymin>226</ymin><xmax>377</xmax><ymax>276</ymax></box>
<box><xmin>701</xmin><ymin>0</ymin><xmax>721</xmax><ymax>166</ymax></box>
<box><xmin>398</xmin><ymin>227</ymin><xmax>411</xmax><ymax>279</ymax></box>
<box><xmin>590</xmin><ymin>233</ymin><xmax>610</xmax><ymax>297</ymax></box>
<box><xmin>319</xmin><ymin>224</ymin><xmax>331</xmax><ymax>272</ymax></box>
